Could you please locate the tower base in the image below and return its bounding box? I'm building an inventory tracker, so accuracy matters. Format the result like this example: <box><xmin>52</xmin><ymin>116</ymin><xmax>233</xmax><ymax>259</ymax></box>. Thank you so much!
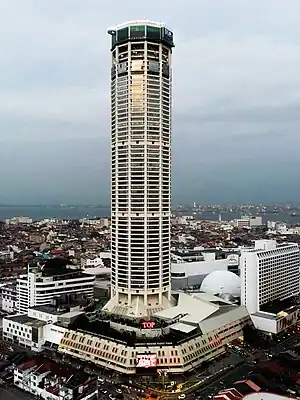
<box><xmin>102</xmin><ymin>292</ymin><xmax>176</xmax><ymax>318</ymax></box>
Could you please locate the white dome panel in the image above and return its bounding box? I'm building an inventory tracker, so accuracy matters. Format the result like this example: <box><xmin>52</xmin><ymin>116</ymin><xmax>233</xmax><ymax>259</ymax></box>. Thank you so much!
<box><xmin>200</xmin><ymin>270</ymin><xmax>240</xmax><ymax>297</ymax></box>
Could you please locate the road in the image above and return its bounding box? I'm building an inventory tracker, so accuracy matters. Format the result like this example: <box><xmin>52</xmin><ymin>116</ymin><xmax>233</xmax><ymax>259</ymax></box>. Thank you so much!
<box><xmin>0</xmin><ymin>386</ymin><xmax>35</xmax><ymax>400</ymax></box>
<box><xmin>187</xmin><ymin>334</ymin><xmax>300</xmax><ymax>399</ymax></box>
<box><xmin>191</xmin><ymin>363</ymin><xmax>254</xmax><ymax>400</ymax></box>
<box><xmin>98</xmin><ymin>378</ymin><xmax>136</xmax><ymax>399</ymax></box>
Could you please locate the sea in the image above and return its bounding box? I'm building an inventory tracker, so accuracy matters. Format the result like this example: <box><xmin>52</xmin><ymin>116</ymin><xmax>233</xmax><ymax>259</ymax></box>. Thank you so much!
<box><xmin>0</xmin><ymin>206</ymin><xmax>300</xmax><ymax>225</ymax></box>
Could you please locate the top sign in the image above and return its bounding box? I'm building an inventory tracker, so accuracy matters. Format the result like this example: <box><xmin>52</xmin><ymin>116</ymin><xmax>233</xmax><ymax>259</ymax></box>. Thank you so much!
<box><xmin>141</xmin><ymin>321</ymin><xmax>156</xmax><ymax>329</ymax></box>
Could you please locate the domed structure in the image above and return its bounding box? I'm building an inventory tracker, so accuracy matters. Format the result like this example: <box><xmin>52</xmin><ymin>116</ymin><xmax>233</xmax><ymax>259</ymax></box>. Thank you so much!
<box><xmin>200</xmin><ymin>270</ymin><xmax>241</xmax><ymax>297</ymax></box>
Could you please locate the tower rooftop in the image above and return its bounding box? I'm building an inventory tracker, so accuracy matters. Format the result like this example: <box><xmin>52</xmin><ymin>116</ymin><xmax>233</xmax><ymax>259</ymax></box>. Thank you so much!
<box><xmin>108</xmin><ymin>19</ymin><xmax>171</xmax><ymax>32</ymax></box>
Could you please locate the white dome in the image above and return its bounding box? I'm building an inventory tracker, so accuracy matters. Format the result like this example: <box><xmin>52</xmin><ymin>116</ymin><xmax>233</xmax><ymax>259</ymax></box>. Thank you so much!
<box><xmin>200</xmin><ymin>270</ymin><xmax>241</xmax><ymax>297</ymax></box>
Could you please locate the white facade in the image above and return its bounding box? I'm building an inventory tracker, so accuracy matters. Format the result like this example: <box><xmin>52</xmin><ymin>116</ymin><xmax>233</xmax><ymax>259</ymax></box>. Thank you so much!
<box><xmin>17</xmin><ymin>266</ymin><xmax>95</xmax><ymax>314</ymax></box>
<box><xmin>240</xmin><ymin>240</ymin><xmax>300</xmax><ymax>333</ymax></box>
<box><xmin>3</xmin><ymin>314</ymin><xmax>47</xmax><ymax>352</ymax></box>
<box><xmin>231</xmin><ymin>218</ymin><xmax>251</xmax><ymax>229</ymax></box>
<box><xmin>231</xmin><ymin>216</ymin><xmax>262</xmax><ymax>229</ymax></box>
<box><xmin>1</xmin><ymin>283</ymin><xmax>17</xmax><ymax>313</ymax></box>
<box><xmin>241</xmin><ymin>240</ymin><xmax>300</xmax><ymax>314</ymax></box>
<box><xmin>3</xmin><ymin>306</ymin><xmax>80</xmax><ymax>351</ymax></box>
<box><xmin>171</xmin><ymin>253</ymin><xmax>239</xmax><ymax>290</ymax></box>
<box><xmin>104</xmin><ymin>21</ymin><xmax>174</xmax><ymax>317</ymax></box>
<box><xmin>171</xmin><ymin>253</ymin><xmax>238</xmax><ymax>278</ymax></box>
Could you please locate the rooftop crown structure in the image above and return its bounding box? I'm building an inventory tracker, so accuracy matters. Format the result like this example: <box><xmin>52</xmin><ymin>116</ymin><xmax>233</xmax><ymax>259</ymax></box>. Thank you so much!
<box><xmin>103</xmin><ymin>20</ymin><xmax>175</xmax><ymax>317</ymax></box>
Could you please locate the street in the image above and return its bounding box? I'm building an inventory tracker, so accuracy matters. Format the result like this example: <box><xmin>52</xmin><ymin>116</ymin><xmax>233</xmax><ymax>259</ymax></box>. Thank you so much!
<box><xmin>0</xmin><ymin>386</ymin><xmax>35</xmax><ymax>400</ymax></box>
<box><xmin>191</xmin><ymin>363</ymin><xmax>254</xmax><ymax>400</ymax></box>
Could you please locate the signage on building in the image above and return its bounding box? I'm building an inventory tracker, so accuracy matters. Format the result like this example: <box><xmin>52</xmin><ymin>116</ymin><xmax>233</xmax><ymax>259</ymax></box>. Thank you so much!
<box><xmin>276</xmin><ymin>309</ymin><xmax>299</xmax><ymax>332</ymax></box>
<box><xmin>141</xmin><ymin>321</ymin><xmax>156</xmax><ymax>329</ymax></box>
<box><xmin>227</xmin><ymin>255</ymin><xmax>238</xmax><ymax>265</ymax></box>
<box><xmin>136</xmin><ymin>354</ymin><xmax>157</xmax><ymax>368</ymax></box>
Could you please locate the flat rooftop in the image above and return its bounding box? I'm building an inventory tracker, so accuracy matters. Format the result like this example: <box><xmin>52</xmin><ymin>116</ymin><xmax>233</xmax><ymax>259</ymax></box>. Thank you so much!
<box><xmin>69</xmin><ymin>314</ymin><xmax>200</xmax><ymax>345</ymax></box>
<box><xmin>6</xmin><ymin>314</ymin><xmax>47</xmax><ymax>327</ymax></box>
<box><xmin>260</xmin><ymin>297</ymin><xmax>297</xmax><ymax>315</ymax></box>
<box><xmin>30</xmin><ymin>305</ymin><xmax>73</xmax><ymax>315</ymax></box>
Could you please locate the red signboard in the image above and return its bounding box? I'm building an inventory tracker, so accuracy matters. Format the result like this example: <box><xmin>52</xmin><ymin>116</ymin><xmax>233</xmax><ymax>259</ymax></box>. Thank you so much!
<box><xmin>141</xmin><ymin>321</ymin><xmax>156</xmax><ymax>329</ymax></box>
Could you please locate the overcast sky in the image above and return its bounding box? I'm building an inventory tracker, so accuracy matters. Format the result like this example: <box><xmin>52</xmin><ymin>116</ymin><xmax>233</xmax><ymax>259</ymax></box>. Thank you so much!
<box><xmin>0</xmin><ymin>0</ymin><xmax>300</xmax><ymax>205</ymax></box>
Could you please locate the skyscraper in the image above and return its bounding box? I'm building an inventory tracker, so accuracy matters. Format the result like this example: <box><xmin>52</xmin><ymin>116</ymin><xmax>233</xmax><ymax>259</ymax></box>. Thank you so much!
<box><xmin>103</xmin><ymin>20</ymin><xmax>175</xmax><ymax>317</ymax></box>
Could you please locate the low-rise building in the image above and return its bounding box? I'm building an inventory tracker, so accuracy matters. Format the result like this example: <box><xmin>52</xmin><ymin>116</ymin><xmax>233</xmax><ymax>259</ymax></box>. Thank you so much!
<box><xmin>3</xmin><ymin>314</ymin><xmax>48</xmax><ymax>352</ymax></box>
<box><xmin>231</xmin><ymin>216</ymin><xmax>262</xmax><ymax>229</ymax></box>
<box><xmin>3</xmin><ymin>304</ymin><xmax>83</xmax><ymax>351</ymax></box>
<box><xmin>14</xmin><ymin>356</ymin><xmax>98</xmax><ymax>400</ymax></box>
<box><xmin>1</xmin><ymin>282</ymin><xmax>18</xmax><ymax>314</ymax></box>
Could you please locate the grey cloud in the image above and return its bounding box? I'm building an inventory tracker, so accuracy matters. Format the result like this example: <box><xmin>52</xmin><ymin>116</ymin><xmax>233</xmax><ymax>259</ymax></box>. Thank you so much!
<box><xmin>1</xmin><ymin>0</ymin><xmax>300</xmax><ymax>204</ymax></box>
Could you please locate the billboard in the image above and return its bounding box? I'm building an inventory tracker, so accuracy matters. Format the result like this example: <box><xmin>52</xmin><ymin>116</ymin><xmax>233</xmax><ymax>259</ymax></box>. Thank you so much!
<box><xmin>136</xmin><ymin>354</ymin><xmax>157</xmax><ymax>369</ymax></box>
<box><xmin>276</xmin><ymin>309</ymin><xmax>299</xmax><ymax>333</ymax></box>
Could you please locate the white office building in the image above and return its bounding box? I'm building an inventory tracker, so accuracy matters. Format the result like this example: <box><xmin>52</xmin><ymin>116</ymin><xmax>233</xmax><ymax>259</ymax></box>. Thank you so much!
<box><xmin>104</xmin><ymin>20</ymin><xmax>175</xmax><ymax>317</ymax></box>
<box><xmin>2</xmin><ymin>304</ymin><xmax>83</xmax><ymax>352</ymax></box>
<box><xmin>231</xmin><ymin>216</ymin><xmax>262</xmax><ymax>229</ymax></box>
<box><xmin>240</xmin><ymin>240</ymin><xmax>300</xmax><ymax>334</ymax></box>
<box><xmin>17</xmin><ymin>265</ymin><xmax>95</xmax><ymax>314</ymax></box>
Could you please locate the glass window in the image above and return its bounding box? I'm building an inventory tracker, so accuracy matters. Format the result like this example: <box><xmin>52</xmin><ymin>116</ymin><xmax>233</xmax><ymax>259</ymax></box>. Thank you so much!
<box><xmin>130</xmin><ymin>25</ymin><xmax>145</xmax><ymax>38</ymax></box>
<box><xmin>117</xmin><ymin>27</ymin><xmax>129</xmax><ymax>42</ymax></box>
<box><xmin>147</xmin><ymin>26</ymin><xmax>161</xmax><ymax>40</ymax></box>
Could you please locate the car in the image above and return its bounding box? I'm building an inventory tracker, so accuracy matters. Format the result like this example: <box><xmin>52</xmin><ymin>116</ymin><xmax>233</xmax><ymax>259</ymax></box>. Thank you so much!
<box><xmin>116</xmin><ymin>389</ymin><xmax>122</xmax><ymax>393</ymax></box>
<box><xmin>178</xmin><ymin>395</ymin><xmax>186</xmax><ymax>399</ymax></box>
<box><xmin>101</xmin><ymin>390</ymin><xmax>108</xmax><ymax>394</ymax></box>
<box><xmin>109</xmin><ymin>395</ymin><xmax>116</xmax><ymax>400</ymax></box>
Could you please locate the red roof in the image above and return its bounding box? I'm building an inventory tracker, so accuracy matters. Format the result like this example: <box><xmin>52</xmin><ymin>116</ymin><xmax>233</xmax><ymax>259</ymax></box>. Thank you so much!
<box><xmin>214</xmin><ymin>388</ymin><xmax>243</xmax><ymax>400</ymax></box>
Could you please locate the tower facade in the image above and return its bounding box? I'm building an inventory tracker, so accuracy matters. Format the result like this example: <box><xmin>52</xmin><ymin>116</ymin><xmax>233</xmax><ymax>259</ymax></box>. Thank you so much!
<box><xmin>104</xmin><ymin>21</ymin><xmax>174</xmax><ymax>317</ymax></box>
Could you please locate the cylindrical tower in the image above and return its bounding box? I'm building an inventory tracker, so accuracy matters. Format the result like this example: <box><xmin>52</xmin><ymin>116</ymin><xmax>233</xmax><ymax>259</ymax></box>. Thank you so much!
<box><xmin>104</xmin><ymin>20</ymin><xmax>174</xmax><ymax>318</ymax></box>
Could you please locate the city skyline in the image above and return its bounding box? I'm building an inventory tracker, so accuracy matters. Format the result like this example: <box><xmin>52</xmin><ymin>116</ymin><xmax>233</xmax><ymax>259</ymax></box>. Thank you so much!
<box><xmin>1</xmin><ymin>0</ymin><xmax>300</xmax><ymax>205</ymax></box>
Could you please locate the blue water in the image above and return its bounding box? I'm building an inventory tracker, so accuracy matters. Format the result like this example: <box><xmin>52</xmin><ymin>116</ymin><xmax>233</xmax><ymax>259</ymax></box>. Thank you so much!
<box><xmin>0</xmin><ymin>206</ymin><xmax>299</xmax><ymax>225</ymax></box>
<box><xmin>0</xmin><ymin>206</ymin><xmax>110</xmax><ymax>221</ymax></box>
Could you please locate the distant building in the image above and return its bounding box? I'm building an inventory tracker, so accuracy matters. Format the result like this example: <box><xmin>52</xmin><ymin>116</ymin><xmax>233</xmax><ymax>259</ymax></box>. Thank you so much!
<box><xmin>5</xmin><ymin>216</ymin><xmax>33</xmax><ymax>225</ymax></box>
<box><xmin>231</xmin><ymin>217</ymin><xmax>251</xmax><ymax>229</ymax></box>
<box><xmin>240</xmin><ymin>240</ymin><xmax>300</xmax><ymax>334</ymax></box>
<box><xmin>267</xmin><ymin>221</ymin><xmax>276</xmax><ymax>230</ymax></box>
<box><xmin>231</xmin><ymin>216</ymin><xmax>262</xmax><ymax>229</ymax></box>
<box><xmin>16</xmin><ymin>265</ymin><xmax>95</xmax><ymax>314</ymax></box>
